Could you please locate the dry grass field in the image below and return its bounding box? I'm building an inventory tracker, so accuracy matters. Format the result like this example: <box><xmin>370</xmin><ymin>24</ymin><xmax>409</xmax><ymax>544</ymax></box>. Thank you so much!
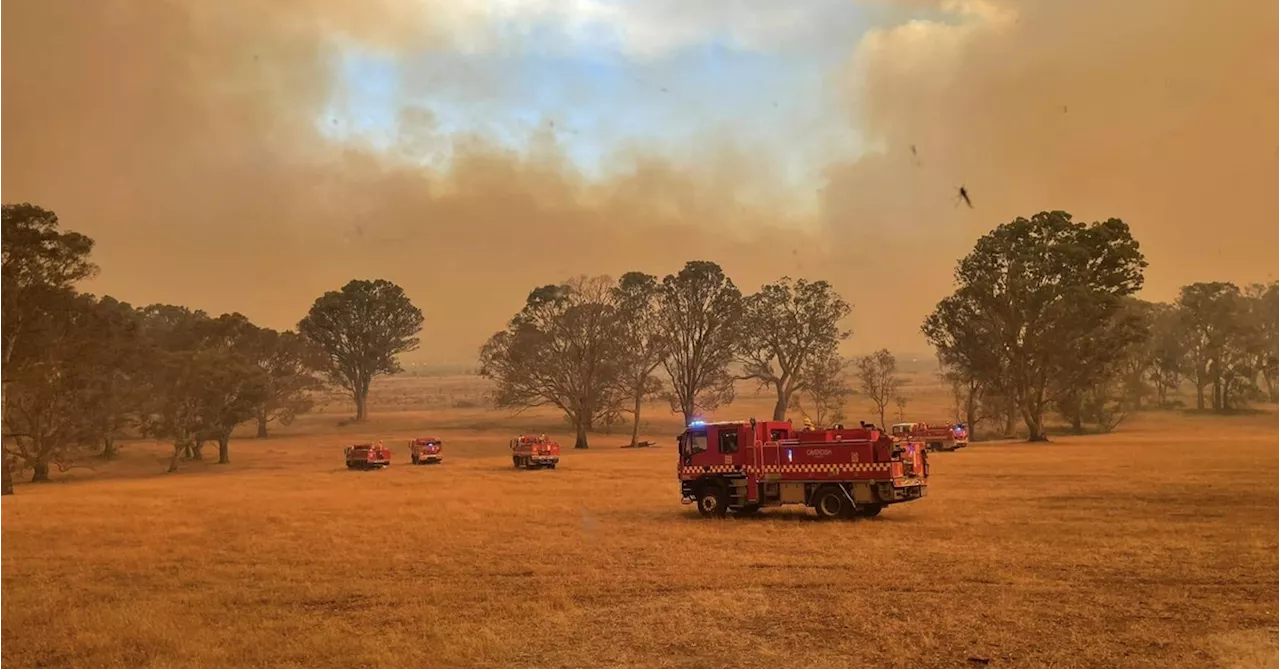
<box><xmin>2</xmin><ymin>374</ymin><xmax>1277</xmax><ymax>669</ymax></box>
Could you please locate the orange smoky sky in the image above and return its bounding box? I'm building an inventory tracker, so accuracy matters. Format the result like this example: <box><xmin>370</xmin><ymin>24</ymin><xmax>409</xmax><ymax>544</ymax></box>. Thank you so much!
<box><xmin>3</xmin><ymin>0</ymin><xmax>1276</xmax><ymax>364</ymax></box>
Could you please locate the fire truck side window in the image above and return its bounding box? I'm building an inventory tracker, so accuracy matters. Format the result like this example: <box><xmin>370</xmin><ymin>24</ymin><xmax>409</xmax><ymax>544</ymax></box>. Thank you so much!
<box><xmin>717</xmin><ymin>429</ymin><xmax>739</xmax><ymax>454</ymax></box>
<box><xmin>684</xmin><ymin>433</ymin><xmax>707</xmax><ymax>455</ymax></box>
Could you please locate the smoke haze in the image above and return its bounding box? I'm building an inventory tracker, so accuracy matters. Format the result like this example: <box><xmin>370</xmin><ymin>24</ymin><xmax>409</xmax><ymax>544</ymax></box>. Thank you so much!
<box><xmin>4</xmin><ymin>0</ymin><xmax>1275</xmax><ymax>363</ymax></box>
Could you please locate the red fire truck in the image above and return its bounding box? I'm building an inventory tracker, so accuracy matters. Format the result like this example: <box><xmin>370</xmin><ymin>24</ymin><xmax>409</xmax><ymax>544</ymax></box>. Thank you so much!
<box><xmin>510</xmin><ymin>434</ymin><xmax>560</xmax><ymax>469</ymax></box>
<box><xmin>678</xmin><ymin>419</ymin><xmax>928</xmax><ymax>519</ymax></box>
<box><xmin>890</xmin><ymin>422</ymin><xmax>968</xmax><ymax>452</ymax></box>
<box><xmin>409</xmin><ymin>437</ymin><xmax>444</xmax><ymax>465</ymax></box>
<box><xmin>345</xmin><ymin>442</ymin><xmax>392</xmax><ymax>470</ymax></box>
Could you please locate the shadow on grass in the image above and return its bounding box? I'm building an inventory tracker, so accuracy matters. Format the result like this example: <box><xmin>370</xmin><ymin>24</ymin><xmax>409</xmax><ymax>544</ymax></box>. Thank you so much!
<box><xmin>676</xmin><ymin>508</ymin><xmax>897</xmax><ymax>524</ymax></box>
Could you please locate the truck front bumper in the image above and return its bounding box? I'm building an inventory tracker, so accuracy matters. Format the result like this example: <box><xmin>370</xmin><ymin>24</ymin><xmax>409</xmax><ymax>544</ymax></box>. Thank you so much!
<box><xmin>530</xmin><ymin>456</ymin><xmax>558</xmax><ymax>465</ymax></box>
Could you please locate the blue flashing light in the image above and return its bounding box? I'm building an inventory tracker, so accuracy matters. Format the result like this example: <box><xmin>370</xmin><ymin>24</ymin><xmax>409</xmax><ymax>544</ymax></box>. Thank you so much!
<box><xmin>689</xmin><ymin>420</ymin><xmax>706</xmax><ymax>427</ymax></box>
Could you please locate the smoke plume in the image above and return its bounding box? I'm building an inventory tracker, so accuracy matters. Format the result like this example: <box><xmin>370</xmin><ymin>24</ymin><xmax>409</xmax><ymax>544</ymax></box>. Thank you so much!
<box><xmin>4</xmin><ymin>0</ymin><xmax>1274</xmax><ymax>362</ymax></box>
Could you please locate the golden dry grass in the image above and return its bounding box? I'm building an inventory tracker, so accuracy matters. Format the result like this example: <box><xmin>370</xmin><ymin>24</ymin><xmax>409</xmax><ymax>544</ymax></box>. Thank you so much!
<box><xmin>2</xmin><ymin>375</ymin><xmax>1277</xmax><ymax>669</ymax></box>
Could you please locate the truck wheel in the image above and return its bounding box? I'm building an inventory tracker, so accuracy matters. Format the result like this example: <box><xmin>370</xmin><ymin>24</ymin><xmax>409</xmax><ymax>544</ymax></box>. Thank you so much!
<box><xmin>696</xmin><ymin>484</ymin><xmax>728</xmax><ymax>518</ymax></box>
<box><xmin>812</xmin><ymin>486</ymin><xmax>849</xmax><ymax>519</ymax></box>
<box><xmin>546</xmin><ymin>463</ymin><xmax>556</xmax><ymax>470</ymax></box>
<box><xmin>513</xmin><ymin>456</ymin><xmax>521</xmax><ymax>469</ymax></box>
<box><xmin>412</xmin><ymin>455</ymin><xmax>419</xmax><ymax>465</ymax></box>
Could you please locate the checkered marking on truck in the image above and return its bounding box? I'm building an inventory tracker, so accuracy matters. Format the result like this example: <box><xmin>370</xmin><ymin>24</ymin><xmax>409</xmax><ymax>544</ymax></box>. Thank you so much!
<box><xmin>680</xmin><ymin>462</ymin><xmax>893</xmax><ymax>475</ymax></box>
<box><xmin>682</xmin><ymin>464</ymin><xmax>742</xmax><ymax>474</ymax></box>
<box><xmin>760</xmin><ymin>463</ymin><xmax>893</xmax><ymax>474</ymax></box>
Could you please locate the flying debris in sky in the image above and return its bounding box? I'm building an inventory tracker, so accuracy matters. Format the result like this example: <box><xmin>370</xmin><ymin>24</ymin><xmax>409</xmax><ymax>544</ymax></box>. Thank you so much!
<box><xmin>956</xmin><ymin>186</ymin><xmax>973</xmax><ymax>208</ymax></box>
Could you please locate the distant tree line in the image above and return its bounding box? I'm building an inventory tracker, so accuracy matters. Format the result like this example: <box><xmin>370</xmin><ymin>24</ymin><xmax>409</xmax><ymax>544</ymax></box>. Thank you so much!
<box><xmin>480</xmin><ymin>262</ymin><xmax>856</xmax><ymax>449</ymax></box>
<box><xmin>924</xmin><ymin>210</ymin><xmax>1277</xmax><ymax>441</ymax></box>
<box><xmin>1</xmin><ymin>203</ymin><xmax>424</xmax><ymax>491</ymax></box>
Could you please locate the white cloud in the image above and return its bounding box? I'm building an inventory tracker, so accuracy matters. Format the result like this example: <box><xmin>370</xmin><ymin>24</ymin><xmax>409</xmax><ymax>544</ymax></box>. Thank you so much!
<box><xmin>392</xmin><ymin>0</ymin><xmax>868</xmax><ymax>59</ymax></box>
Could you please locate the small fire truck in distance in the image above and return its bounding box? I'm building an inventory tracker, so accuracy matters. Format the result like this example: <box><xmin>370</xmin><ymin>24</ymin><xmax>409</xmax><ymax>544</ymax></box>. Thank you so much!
<box><xmin>890</xmin><ymin>422</ymin><xmax>968</xmax><ymax>452</ymax></box>
<box><xmin>409</xmin><ymin>437</ymin><xmax>444</xmax><ymax>465</ymax></box>
<box><xmin>678</xmin><ymin>419</ymin><xmax>927</xmax><ymax>519</ymax></box>
<box><xmin>345</xmin><ymin>442</ymin><xmax>392</xmax><ymax>470</ymax></box>
<box><xmin>510</xmin><ymin>434</ymin><xmax>560</xmax><ymax>469</ymax></box>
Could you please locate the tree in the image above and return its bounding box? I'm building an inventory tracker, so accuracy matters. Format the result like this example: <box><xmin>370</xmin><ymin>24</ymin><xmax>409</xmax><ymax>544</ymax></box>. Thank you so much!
<box><xmin>1176</xmin><ymin>282</ymin><xmax>1242</xmax><ymax>411</ymax></box>
<box><xmin>1146</xmin><ymin>303</ymin><xmax>1186</xmax><ymax>408</ymax></box>
<box><xmin>2</xmin><ymin>203</ymin><xmax>98</xmax><ymax>493</ymax></box>
<box><xmin>1249</xmin><ymin>282</ymin><xmax>1280</xmax><ymax>404</ymax></box>
<box><xmin>922</xmin><ymin>294</ymin><xmax>1006</xmax><ymax>438</ymax></box>
<box><xmin>80</xmin><ymin>296</ymin><xmax>145</xmax><ymax>459</ymax></box>
<box><xmin>1113</xmin><ymin>299</ymin><xmax>1158</xmax><ymax>410</ymax></box>
<box><xmin>247</xmin><ymin>329</ymin><xmax>326</xmax><ymax>438</ymax></box>
<box><xmin>854</xmin><ymin>349</ymin><xmax>903</xmax><ymax>429</ymax></box>
<box><xmin>195</xmin><ymin>315</ymin><xmax>270</xmax><ymax>464</ymax></box>
<box><xmin>611</xmin><ymin>272</ymin><xmax>668</xmax><ymax>447</ymax></box>
<box><xmin>479</xmin><ymin>276</ymin><xmax>624</xmax><ymax>449</ymax></box>
<box><xmin>1052</xmin><ymin>297</ymin><xmax>1150</xmax><ymax>432</ymax></box>
<box><xmin>655</xmin><ymin>261</ymin><xmax>743</xmax><ymax>424</ymax></box>
<box><xmin>298</xmin><ymin>279</ymin><xmax>424</xmax><ymax>422</ymax></box>
<box><xmin>894</xmin><ymin>395</ymin><xmax>910</xmax><ymax>421</ymax></box>
<box><xmin>2</xmin><ymin>292</ymin><xmax>107</xmax><ymax>481</ymax></box>
<box><xmin>923</xmin><ymin>211</ymin><xmax>1146</xmax><ymax>441</ymax></box>
<box><xmin>792</xmin><ymin>349</ymin><xmax>854</xmax><ymax>427</ymax></box>
<box><xmin>738</xmin><ymin>277</ymin><xmax>851</xmax><ymax>420</ymax></box>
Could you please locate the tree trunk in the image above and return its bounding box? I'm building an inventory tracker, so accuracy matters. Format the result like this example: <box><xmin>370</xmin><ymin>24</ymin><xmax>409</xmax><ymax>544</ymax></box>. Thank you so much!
<box><xmin>574</xmin><ymin>419</ymin><xmax>589</xmax><ymax>449</ymax></box>
<box><xmin>1023</xmin><ymin>411</ymin><xmax>1048</xmax><ymax>442</ymax></box>
<box><xmin>681</xmin><ymin>397</ymin><xmax>696</xmax><ymax>426</ymax></box>
<box><xmin>964</xmin><ymin>382</ymin><xmax>979</xmax><ymax>438</ymax></box>
<box><xmin>0</xmin><ymin>387</ymin><xmax>11</xmax><ymax>495</ymax></box>
<box><xmin>1024</xmin><ymin>382</ymin><xmax>1049</xmax><ymax>442</ymax></box>
<box><xmin>217</xmin><ymin>437</ymin><xmax>230</xmax><ymax>464</ymax></box>
<box><xmin>1211</xmin><ymin>372</ymin><xmax>1222</xmax><ymax>411</ymax></box>
<box><xmin>30</xmin><ymin>460</ymin><xmax>50</xmax><ymax>483</ymax></box>
<box><xmin>168</xmin><ymin>443</ymin><xmax>182</xmax><ymax>473</ymax></box>
<box><xmin>101</xmin><ymin>437</ymin><xmax>117</xmax><ymax>460</ymax></box>
<box><xmin>0</xmin><ymin>342</ymin><xmax>14</xmax><ymax>493</ymax></box>
<box><xmin>256</xmin><ymin>408</ymin><xmax>269</xmax><ymax>438</ymax></box>
<box><xmin>629</xmin><ymin>392</ymin><xmax>643</xmax><ymax>448</ymax></box>
<box><xmin>190</xmin><ymin>441</ymin><xmax>204</xmax><ymax>461</ymax></box>
<box><xmin>771</xmin><ymin>384</ymin><xmax>787</xmax><ymax>421</ymax></box>
<box><xmin>354</xmin><ymin>389</ymin><xmax>368</xmax><ymax>422</ymax></box>
<box><xmin>877</xmin><ymin>403</ymin><xmax>887</xmax><ymax>430</ymax></box>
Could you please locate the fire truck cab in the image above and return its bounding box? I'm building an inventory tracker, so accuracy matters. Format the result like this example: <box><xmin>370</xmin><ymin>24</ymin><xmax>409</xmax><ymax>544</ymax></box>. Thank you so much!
<box><xmin>409</xmin><ymin>437</ymin><xmax>443</xmax><ymax>464</ymax></box>
<box><xmin>678</xmin><ymin>419</ymin><xmax>927</xmax><ymax>519</ymax></box>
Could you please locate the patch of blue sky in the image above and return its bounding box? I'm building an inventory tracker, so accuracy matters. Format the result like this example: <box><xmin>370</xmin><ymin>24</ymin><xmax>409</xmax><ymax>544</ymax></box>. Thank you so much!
<box><xmin>318</xmin><ymin>3</ymin><xmax>907</xmax><ymax>183</ymax></box>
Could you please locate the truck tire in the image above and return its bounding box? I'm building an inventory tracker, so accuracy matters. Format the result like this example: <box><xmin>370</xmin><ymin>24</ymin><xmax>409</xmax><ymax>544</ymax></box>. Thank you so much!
<box><xmin>412</xmin><ymin>455</ymin><xmax>419</xmax><ymax>465</ymax></box>
<box><xmin>696</xmin><ymin>483</ymin><xmax>728</xmax><ymax>518</ymax></box>
<box><xmin>513</xmin><ymin>456</ymin><xmax>521</xmax><ymax>469</ymax></box>
<box><xmin>812</xmin><ymin>486</ymin><xmax>849</xmax><ymax>520</ymax></box>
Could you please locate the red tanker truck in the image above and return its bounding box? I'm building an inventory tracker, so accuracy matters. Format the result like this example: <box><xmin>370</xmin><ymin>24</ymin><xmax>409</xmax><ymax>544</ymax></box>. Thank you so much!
<box><xmin>890</xmin><ymin>422</ymin><xmax>968</xmax><ymax>452</ymax></box>
<box><xmin>510</xmin><ymin>434</ymin><xmax>560</xmax><ymax>469</ymax></box>
<box><xmin>677</xmin><ymin>419</ymin><xmax>928</xmax><ymax>519</ymax></box>
<box><xmin>345</xmin><ymin>442</ymin><xmax>392</xmax><ymax>470</ymax></box>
